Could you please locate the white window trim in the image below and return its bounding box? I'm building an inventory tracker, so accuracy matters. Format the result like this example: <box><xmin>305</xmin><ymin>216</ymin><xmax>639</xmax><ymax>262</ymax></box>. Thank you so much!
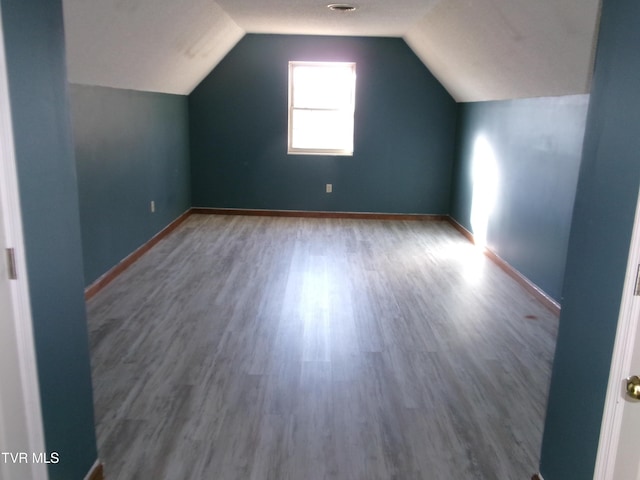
<box><xmin>287</xmin><ymin>61</ymin><xmax>356</xmax><ymax>156</ymax></box>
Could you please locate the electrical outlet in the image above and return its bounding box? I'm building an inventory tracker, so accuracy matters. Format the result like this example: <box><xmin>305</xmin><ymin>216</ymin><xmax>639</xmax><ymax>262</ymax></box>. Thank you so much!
<box><xmin>150</xmin><ymin>200</ymin><xmax>155</xmax><ymax>213</ymax></box>
<box><xmin>326</xmin><ymin>184</ymin><xmax>332</xmax><ymax>193</ymax></box>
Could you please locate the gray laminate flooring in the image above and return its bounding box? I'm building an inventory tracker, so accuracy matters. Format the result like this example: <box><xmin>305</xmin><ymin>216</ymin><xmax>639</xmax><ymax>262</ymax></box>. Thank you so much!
<box><xmin>87</xmin><ymin>214</ymin><xmax>558</xmax><ymax>480</ymax></box>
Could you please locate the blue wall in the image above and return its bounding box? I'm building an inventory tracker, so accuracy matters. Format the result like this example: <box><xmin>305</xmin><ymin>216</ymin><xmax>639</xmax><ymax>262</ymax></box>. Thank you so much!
<box><xmin>69</xmin><ymin>84</ymin><xmax>191</xmax><ymax>285</ymax></box>
<box><xmin>0</xmin><ymin>0</ymin><xmax>98</xmax><ymax>478</ymax></box>
<box><xmin>189</xmin><ymin>34</ymin><xmax>457</xmax><ymax>214</ymax></box>
<box><xmin>451</xmin><ymin>95</ymin><xmax>589</xmax><ymax>301</ymax></box>
<box><xmin>540</xmin><ymin>0</ymin><xmax>640</xmax><ymax>478</ymax></box>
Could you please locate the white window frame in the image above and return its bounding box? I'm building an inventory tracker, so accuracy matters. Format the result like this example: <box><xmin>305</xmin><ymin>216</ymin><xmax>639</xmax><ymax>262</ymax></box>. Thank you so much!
<box><xmin>287</xmin><ymin>61</ymin><xmax>356</xmax><ymax>156</ymax></box>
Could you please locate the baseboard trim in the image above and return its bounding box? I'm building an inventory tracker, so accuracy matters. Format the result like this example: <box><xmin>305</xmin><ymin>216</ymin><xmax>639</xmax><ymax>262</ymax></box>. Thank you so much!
<box><xmin>447</xmin><ymin>217</ymin><xmax>561</xmax><ymax>316</ymax></box>
<box><xmin>447</xmin><ymin>216</ymin><xmax>475</xmax><ymax>243</ymax></box>
<box><xmin>191</xmin><ymin>207</ymin><xmax>447</xmax><ymax>222</ymax></box>
<box><xmin>84</xmin><ymin>210</ymin><xmax>191</xmax><ymax>300</ymax></box>
<box><xmin>84</xmin><ymin>460</ymin><xmax>104</xmax><ymax>480</ymax></box>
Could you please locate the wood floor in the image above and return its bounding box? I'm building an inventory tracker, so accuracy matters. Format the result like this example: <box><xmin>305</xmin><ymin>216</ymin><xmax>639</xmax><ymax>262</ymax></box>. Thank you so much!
<box><xmin>87</xmin><ymin>214</ymin><xmax>558</xmax><ymax>480</ymax></box>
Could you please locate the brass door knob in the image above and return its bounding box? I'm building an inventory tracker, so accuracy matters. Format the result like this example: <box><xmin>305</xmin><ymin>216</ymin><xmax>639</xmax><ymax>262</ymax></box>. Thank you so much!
<box><xmin>627</xmin><ymin>375</ymin><xmax>640</xmax><ymax>400</ymax></box>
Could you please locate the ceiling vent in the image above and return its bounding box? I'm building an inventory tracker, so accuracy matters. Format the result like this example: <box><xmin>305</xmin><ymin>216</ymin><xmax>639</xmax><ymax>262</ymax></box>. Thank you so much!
<box><xmin>327</xmin><ymin>4</ymin><xmax>357</xmax><ymax>12</ymax></box>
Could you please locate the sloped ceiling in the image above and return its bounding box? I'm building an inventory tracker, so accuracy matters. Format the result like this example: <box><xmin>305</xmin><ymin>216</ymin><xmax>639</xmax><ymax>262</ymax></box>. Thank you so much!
<box><xmin>62</xmin><ymin>0</ymin><xmax>244</xmax><ymax>95</ymax></box>
<box><xmin>404</xmin><ymin>0</ymin><xmax>601</xmax><ymax>102</ymax></box>
<box><xmin>62</xmin><ymin>0</ymin><xmax>601</xmax><ymax>102</ymax></box>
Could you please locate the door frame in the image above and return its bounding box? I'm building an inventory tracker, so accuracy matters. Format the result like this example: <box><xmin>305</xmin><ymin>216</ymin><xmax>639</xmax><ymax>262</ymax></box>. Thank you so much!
<box><xmin>0</xmin><ymin>7</ymin><xmax>48</xmax><ymax>480</ymax></box>
<box><xmin>594</xmin><ymin>184</ymin><xmax>640</xmax><ymax>479</ymax></box>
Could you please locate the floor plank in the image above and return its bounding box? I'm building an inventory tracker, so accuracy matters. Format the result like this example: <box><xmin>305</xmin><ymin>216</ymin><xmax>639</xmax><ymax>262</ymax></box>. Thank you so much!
<box><xmin>87</xmin><ymin>214</ymin><xmax>558</xmax><ymax>479</ymax></box>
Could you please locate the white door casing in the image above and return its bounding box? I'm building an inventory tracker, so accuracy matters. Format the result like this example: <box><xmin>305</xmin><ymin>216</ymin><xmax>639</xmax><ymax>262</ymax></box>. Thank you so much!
<box><xmin>0</xmin><ymin>7</ymin><xmax>48</xmax><ymax>480</ymax></box>
<box><xmin>594</xmin><ymin>184</ymin><xmax>640</xmax><ymax>480</ymax></box>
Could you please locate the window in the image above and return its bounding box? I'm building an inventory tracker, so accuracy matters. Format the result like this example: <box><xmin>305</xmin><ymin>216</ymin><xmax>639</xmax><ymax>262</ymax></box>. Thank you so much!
<box><xmin>288</xmin><ymin>61</ymin><xmax>356</xmax><ymax>156</ymax></box>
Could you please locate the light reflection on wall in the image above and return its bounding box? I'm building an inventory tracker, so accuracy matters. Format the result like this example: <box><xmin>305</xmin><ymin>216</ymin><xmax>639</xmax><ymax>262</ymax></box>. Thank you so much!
<box><xmin>470</xmin><ymin>135</ymin><xmax>499</xmax><ymax>250</ymax></box>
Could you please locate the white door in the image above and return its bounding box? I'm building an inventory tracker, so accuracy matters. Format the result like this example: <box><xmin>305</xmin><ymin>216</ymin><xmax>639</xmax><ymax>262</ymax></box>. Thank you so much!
<box><xmin>595</xmin><ymin>186</ymin><xmax>640</xmax><ymax>480</ymax></box>
<box><xmin>612</xmin><ymin>323</ymin><xmax>640</xmax><ymax>479</ymax></box>
<box><xmin>0</xmin><ymin>8</ymin><xmax>48</xmax><ymax>480</ymax></box>
<box><xmin>0</xmin><ymin>193</ymin><xmax>29</xmax><ymax>480</ymax></box>
<box><xmin>0</xmin><ymin>192</ymin><xmax>46</xmax><ymax>480</ymax></box>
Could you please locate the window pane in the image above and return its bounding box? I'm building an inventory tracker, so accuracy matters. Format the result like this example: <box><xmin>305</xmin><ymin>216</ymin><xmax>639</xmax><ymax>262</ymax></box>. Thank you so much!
<box><xmin>291</xmin><ymin>109</ymin><xmax>354</xmax><ymax>151</ymax></box>
<box><xmin>288</xmin><ymin>61</ymin><xmax>356</xmax><ymax>155</ymax></box>
<box><xmin>292</xmin><ymin>65</ymin><xmax>355</xmax><ymax>110</ymax></box>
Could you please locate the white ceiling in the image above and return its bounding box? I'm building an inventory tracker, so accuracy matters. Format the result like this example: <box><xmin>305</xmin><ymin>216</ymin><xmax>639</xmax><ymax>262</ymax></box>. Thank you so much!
<box><xmin>214</xmin><ymin>0</ymin><xmax>438</xmax><ymax>37</ymax></box>
<box><xmin>62</xmin><ymin>0</ymin><xmax>601</xmax><ymax>101</ymax></box>
<box><xmin>404</xmin><ymin>0</ymin><xmax>601</xmax><ymax>102</ymax></box>
<box><xmin>63</xmin><ymin>0</ymin><xmax>243</xmax><ymax>95</ymax></box>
